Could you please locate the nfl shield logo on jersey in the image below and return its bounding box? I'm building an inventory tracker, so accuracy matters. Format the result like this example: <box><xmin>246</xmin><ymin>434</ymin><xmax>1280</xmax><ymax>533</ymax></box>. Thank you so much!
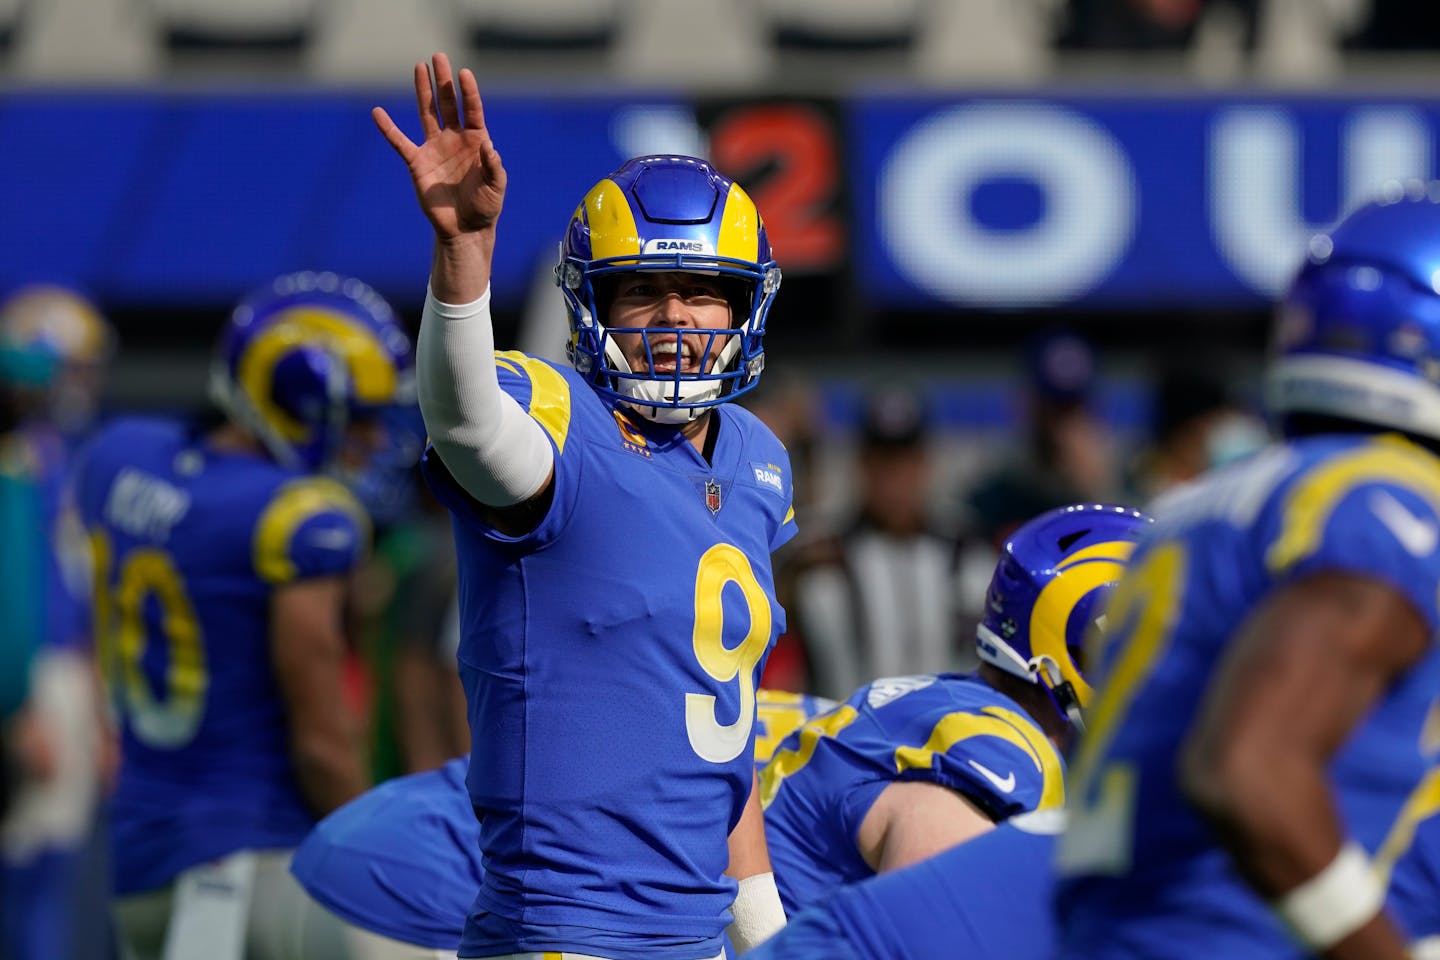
<box><xmin>705</xmin><ymin>479</ymin><xmax>722</xmax><ymax>515</ymax></box>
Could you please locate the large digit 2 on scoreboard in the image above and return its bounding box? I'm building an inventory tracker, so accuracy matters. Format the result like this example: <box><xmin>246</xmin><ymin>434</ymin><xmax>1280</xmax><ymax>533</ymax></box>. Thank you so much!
<box><xmin>709</xmin><ymin>102</ymin><xmax>844</xmax><ymax>273</ymax></box>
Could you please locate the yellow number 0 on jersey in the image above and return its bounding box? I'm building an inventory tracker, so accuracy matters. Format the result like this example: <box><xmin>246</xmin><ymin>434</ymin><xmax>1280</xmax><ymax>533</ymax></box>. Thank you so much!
<box><xmin>91</xmin><ymin>530</ymin><xmax>208</xmax><ymax>749</ymax></box>
<box><xmin>686</xmin><ymin>543</ymin><xmax>772</xmax><ymax>764</ymax></box>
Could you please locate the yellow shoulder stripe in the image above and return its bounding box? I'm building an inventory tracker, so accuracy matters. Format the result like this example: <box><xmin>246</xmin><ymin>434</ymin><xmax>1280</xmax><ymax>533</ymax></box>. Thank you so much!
<box><xmin>894</xmin><ymin>705</ymin><xmax>1065</xmax><ymax>810</ymax></box>
<box><xmin>253</xmin><ymin>477</ymin><xmax>369</xmax><ymax>584</ymax></box>
<box><xmin>1267</xmin><ymin>436</ymin><xmax>1440</xmax><ymax>574</ymax></box>
<box><xmin>494</xmin><ymin>350</ymin><xmax>571</xmax><ymax>455</ymax></box>
<box><xmin>1375</xmin><ymin>766</ymin><xmax>1440</xmax><ymax>887</ymax></box>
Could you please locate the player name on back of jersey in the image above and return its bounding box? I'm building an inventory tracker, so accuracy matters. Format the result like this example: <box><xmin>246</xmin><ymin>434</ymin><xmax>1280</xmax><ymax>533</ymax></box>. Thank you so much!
<box><xmin>103</xmin><ymin>467</ymin><xmax>192</xmax><ymax>542</ymax></box>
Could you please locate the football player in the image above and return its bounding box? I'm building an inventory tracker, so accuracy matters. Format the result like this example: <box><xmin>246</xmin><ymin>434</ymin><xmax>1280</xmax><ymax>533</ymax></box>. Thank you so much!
<box><xmin>760</xmin><ymin>503</ymin><xmax>1148</xmax><ymax>914</ymax></box>
<box><xmin>280</xmin><ymin>690</ymin><xmax>835</xmax><ymax>960</ymax></box>
<box><xmin>75</xmin><ymin>271</ymin><xmax>413</xmax><ymax>960</ymax></box>
<box><xmin>374</xmin><ymin>53</ymin><xmax>795</xmax><ymax>959</ymax></box>
<box><xmin>1056</xmin><ymin>187</ymin><xmax>1440</xmax><ymax>959</ymax></box>
<box><xmin>0</xmin><ymin>285</ymin><xmax>116</xmax><ymax>960</ymax></box>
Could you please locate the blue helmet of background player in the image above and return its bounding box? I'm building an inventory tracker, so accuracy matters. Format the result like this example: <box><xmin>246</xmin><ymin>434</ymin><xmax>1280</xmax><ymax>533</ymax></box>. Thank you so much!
<box><xmin>555</xmin><ymin>154</ymin><xmax>782</xmax><ymax>424</ymax></box>
<box><xmin>209</xmin><ymin>271</ymin><xmax>415</xmax><ymax>476</ymax></box>
<box><xmin>1270</xmin><ymin>181</ymin><xmax>1440</xmax><ymax>442</ymax></box>
<box><xmin>976</xmin><ymin>503</ymin><xmax>1152</xmax><ymax>730</ymax></box>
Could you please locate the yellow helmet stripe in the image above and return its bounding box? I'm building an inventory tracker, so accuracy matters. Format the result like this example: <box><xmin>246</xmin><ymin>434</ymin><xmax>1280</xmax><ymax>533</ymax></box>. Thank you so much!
<box><xmin>1029</xmin><ymin>540</ymin><xmax>1138</xmax><ymax>707</ymax></box>
<box><xmin>583</xmin><ymin>180</ymin><xmax>643</xmax><ymax>262</ymax></box>
<box><xmin>716</xmin><ymin>183</ymin><xmax>761</xmax><ymax>263</ymax></box>
<box><xmin>238</xmin><ymin>308</ymin><xmax>397</xmax><ymax>442</ymax></box>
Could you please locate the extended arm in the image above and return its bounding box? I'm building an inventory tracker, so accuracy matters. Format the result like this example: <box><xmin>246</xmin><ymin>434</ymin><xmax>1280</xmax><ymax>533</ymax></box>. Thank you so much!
<box><xmin>1180</xmin><ymin>572</ymin><xmax>1430</xmax><ymax>960</ymax></box>
<box><xmin>373</xmin><ymin>54</ymin><xmax>553</xmax><ymax>523</ymax></box>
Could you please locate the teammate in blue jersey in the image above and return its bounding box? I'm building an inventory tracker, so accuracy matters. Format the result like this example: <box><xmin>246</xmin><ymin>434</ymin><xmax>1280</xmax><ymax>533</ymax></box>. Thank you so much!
<box><xmin>1056</xmin><ymin>187</ymin><xmax>1440</xmax><ymax>960</ymax></box>
<box><xmin>74</xmin><ymin>271</ymin><xmax>414</xmax><ymax>960</ymax></box>
<box><xmin>761</xmin><ymin>503</ymin><xmax>1147</xmax><ymax>915</ymax></box>
<box><xmin>375</xmin><ymin>53</ymin><xmax>795</xmax><ymax>959</ymax></box>
<box><xmin>282</xmin><ymin>690</ymin><xmax>832</xmax><ymax>959</ymax></box>
<box><xmin>1385</xmin><ymin>769</ymin><xmax>1440</xmax><ymax>957</ymax></box>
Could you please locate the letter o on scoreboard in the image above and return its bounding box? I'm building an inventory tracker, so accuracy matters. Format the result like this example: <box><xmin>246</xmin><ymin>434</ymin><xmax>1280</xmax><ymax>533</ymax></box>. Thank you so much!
<box><xmin>880</xmin><ymin>104</ymin><xmax>1138</xmax><ymax>307</ymax></box>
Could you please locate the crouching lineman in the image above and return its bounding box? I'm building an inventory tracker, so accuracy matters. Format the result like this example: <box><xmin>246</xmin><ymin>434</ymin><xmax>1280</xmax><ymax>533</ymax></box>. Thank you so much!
<box><xmin>741</xmin><ymin>502</ymin><xmax>1145</xmax><ymax>958</ymax></box>
<box><xmin>760</xmin><ymin>502</ymin><xmax>1149</xmax><ymax>916</ymax></box>
<box><xmin>75</xmin><ymin>272</ymin><xmax>414</xmax><ymax>960</ymax></box>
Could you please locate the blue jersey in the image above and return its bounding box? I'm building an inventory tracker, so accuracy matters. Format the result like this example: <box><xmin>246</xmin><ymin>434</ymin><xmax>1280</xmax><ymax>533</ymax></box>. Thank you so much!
<box><xmin>422</xmin><ymin>355</ymin><xmax>797</xmax><ymax>959</ymax></box>
<box><xmin>747</xmin><ymin>814</ymin><xmax>1061</xmax><ymax>960</ymax></box>
<box><xmin>759</xmin><ymin>672</ymin><xmax>1064</xmax><ymax>914</ymax></box>
<box><xmin>75</xmin><ymin>417</ymin><xmax>368</xmax><ymax>895</ymax></box>
<box><xmin>291</xmin><ymin>757</ymin><xmax>480</xmax><ymax>950</ymax></box>
<box><xmin>755</xmin><ymin>689</ymin><xmax>837</xmax><ymax>768</ymax></box>
<box><xmin>1057</xmin><ymin>435</ymin><xmax>1440</xmax><ymax>959</ymax></box>
<box><xmin>1384</xmin><ymin>767</ymin><xmax>1440</xmax><ymax>947</ymax></box>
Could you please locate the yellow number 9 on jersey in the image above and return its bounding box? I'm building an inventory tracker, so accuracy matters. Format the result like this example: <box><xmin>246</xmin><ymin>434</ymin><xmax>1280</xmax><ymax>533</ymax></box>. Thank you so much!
<box><xmin>686</xmin><ymin>543</ymin><xmax>772</xmax><ymax>764</ymax></box>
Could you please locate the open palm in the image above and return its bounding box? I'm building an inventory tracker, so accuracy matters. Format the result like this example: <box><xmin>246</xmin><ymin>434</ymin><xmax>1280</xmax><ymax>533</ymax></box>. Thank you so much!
<box><xmin>373</xmin><ymin>53</ymin><xmax>506</xmax><ymax>240</ymax></box>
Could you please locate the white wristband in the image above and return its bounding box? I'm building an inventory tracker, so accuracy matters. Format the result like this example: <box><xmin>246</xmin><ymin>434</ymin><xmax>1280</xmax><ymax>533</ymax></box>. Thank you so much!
<box><xmin>1272</xmin><ymin>842</ymin><xmax>1384</xmax><ymax>951</ymax></box>
<box><xmin>727</xmin><ymin>872</ymin><xmax>786</xmax><ymax>955</ymax></box>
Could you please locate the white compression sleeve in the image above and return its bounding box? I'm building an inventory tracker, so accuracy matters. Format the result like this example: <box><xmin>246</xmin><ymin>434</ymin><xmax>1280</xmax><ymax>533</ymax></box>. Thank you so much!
<box><xmin>417</xmin><ymin>284</ymin><xmax>554</xmax><ymax>507</ymax></box>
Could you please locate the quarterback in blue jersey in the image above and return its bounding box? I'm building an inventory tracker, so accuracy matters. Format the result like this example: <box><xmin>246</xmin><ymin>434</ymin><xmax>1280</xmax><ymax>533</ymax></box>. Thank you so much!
<box><xmin>761</xmin><ymin>503</ymin><xmax>1147</xmax><ymax>915</ymax></box>
<box><xmin>1057</xmin><ymin>188</ymin><xmax>1440</xmax><ymax>960</ymax></box>
<box><xmin>375</xmin><ymin>53</ymin><xmax>795</xmax><ymax>959</ymax></box>
<box><xmin>283</xmin><ymin>690</ymin><xmax>833</xmax><ymax>959</ymax></box>
<box><xmin>75</xmin><ymin>272</ymin><xmax>413</xmax><ymax>960</ymax></box>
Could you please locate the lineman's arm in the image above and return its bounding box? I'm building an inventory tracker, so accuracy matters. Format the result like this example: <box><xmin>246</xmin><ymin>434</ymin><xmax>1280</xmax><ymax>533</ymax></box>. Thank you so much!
<box><xmin>271</xmin><ymin>577</ymin><xmax>369</xmax><ymax>816</ymax></box>
<box><xmin>1180</xmin><ymin>572</ymin><xmax>1429</xmax><ymax>960</ymax></box>
<box><xmin>373</xmin><ymin>53</ymin><xmax>554</xmax><ymax>530</ymax></box>
<box><xmin>857</xmin><ymin>779</ymin><xmax>996</xmax><ymax>874</ymax></box>
<box><xmin>726</xmin><ymin>770</ymin><xmax>786</xmax><ymax>953</ymax></box>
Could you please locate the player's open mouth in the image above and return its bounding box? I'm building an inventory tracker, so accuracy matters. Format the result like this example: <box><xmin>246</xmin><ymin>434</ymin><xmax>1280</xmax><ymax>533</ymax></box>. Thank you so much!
<box><xmin>646</xmin><ymin>338</ymin><xmax>701</xmax><ymax>375</ymax></box>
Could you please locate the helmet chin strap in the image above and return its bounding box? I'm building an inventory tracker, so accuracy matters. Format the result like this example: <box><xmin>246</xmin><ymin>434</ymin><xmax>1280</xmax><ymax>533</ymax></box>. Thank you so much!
<box><xmin>1032</xmin><ymin>655</ymin><xmax>1087</xmax><ymax>734</ymax></box>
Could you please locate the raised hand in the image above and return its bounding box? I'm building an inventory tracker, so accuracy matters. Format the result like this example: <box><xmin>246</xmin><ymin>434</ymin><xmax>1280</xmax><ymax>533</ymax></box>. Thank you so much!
<box><xmin>373</xmin><ymin>53</ymin><xmax>506</xmax><ymax>241</ymax></box>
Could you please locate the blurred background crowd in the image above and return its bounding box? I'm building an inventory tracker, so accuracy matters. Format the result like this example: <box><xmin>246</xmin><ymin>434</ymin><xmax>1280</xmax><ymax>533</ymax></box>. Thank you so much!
<box><xmin>2</xmin><ymin>2</ymin><xmax>1438</xmax><ymax>951</ymax></box>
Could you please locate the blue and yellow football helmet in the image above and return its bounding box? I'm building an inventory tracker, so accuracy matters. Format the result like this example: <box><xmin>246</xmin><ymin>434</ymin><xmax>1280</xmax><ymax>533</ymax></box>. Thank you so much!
<box><xmin>209</xmin><ymin>271</ymin><xmax>415</xmax><ymax>474</ymax></box>
<box><xmin>976</xmin><ymin>503</ymin><xmax>1151</xmax><ymax>730</ymax></box>
<box><xmin>555</xmin><ymin>155</ymin><xmax>781</xmax><ymax>423</ymax></box>
<box><xmin>1270</xmin><ymin>182</ymin><xmax>1440</xmax><ymax>442</ymax></box>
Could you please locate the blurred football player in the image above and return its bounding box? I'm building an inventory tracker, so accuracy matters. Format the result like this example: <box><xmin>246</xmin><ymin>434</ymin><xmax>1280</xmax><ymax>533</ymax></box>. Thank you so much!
<box><xmin>74</xmin><ymin>271</ymin><xmax>413</xmax><ymax>960</ymax></box>
<box><xmin>280</xmin><ymin>690</ymin><xmax>833</xmax><ymax>960</ymax></box>
<box><xmin>0</xmin><ymin>285</ymin><xmax>116</xmax><ymax>960</ymax></box>
<box><xmin>0</xmin><ymin>284</ymin><xmax>115</xmax><ymax>442</ymax></box>
<box><xmin>762</xmin><ymin>503</ymin><xmax>1148</xmax><ymax>915</ymax></box>
<box><xmin>373</xmin><ymin>53</ymin><xmax>794</xmax><ymax>959</ymax></box>
<box><xmin>1055</xmin><ymin>187</ymin><xmax>1440</xmax><ymax>960</ymax></box>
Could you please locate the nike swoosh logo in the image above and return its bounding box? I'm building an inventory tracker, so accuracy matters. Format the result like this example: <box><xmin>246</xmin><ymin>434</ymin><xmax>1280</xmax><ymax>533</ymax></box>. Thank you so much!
<box><xmin>967</xmin><ymin>759</ymin><xmax>1016</xmax><ymax>794</ymax></box>
<box><xmin>1370</xmin><ymin>489</ymin><xmax>1439</xmax><ymax>557</ymax></box>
